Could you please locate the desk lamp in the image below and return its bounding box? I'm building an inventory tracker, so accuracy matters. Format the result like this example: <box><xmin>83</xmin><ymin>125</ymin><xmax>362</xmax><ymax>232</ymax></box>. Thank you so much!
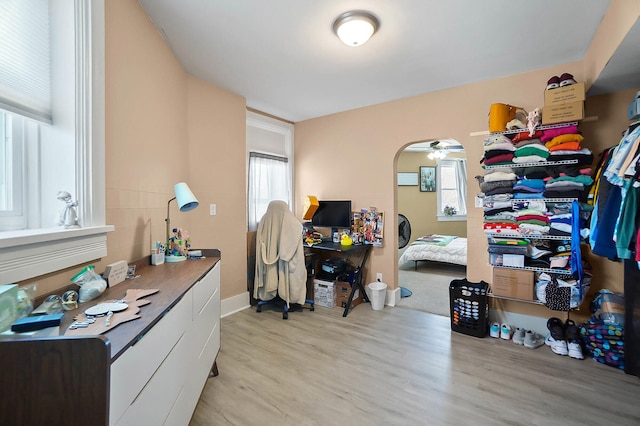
<box><xmin>165</xmin><ymin>182</ymin><xmax>199</xmax><ymax>262</ymax></box>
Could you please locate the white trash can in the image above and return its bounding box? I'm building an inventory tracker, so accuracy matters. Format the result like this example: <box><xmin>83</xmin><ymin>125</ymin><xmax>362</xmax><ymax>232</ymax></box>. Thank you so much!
<box><xmin>368</xmin><ymin>281</ymin><xmax>387</xmax><ymax>310</ymax></box>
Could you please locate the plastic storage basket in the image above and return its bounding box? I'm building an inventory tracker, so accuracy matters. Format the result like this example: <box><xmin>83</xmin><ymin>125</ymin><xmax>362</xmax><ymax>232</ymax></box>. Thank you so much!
<box><xmin>449</xmin><ymin>279</ymin><xmax>489</xmax><ymax>338</ymax></box>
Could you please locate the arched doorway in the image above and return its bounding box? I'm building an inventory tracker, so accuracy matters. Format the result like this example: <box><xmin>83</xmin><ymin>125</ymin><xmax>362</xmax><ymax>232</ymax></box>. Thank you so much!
<box><xmin>395</xmin><ymin>139</ymin><xmax>468</xmax><ymax>316</ymax></box>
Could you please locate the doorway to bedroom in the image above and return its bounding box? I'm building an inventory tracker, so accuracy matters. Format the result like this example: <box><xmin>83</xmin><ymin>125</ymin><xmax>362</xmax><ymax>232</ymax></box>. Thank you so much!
<box><xmin>395</xmin><ymin>139</ymin><xmax>468</xmax><ymax>316</ymax></box>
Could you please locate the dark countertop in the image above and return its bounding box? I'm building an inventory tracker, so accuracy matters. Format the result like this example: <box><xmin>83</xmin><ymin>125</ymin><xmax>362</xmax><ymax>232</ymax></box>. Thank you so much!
<box><xmin>59</xmin><ymin>249</ymin><xmax>220</xmax><ymax>361</ymax></box>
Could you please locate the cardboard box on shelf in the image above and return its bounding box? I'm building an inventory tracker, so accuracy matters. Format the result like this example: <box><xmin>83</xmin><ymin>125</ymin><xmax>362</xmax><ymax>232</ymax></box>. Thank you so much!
<box><xmin>542</xmin><ymin>101</ymin><xmax>584</xmax><ymax>125</ymax></box>
<box><xmin>314</xmin><ymin>279</ymin><xmax>336</xmax><ymax>308</ymax></box>
<box><xmin>491</xmin><ymin>268</ymin><xmax>535</xmax><ymax>301</ymax></box>
<box><xmin>544</xmin><ymin>82</ymin><xmax>586</xmax><ymax>106</ymax></box>
<box><xmin>335</xmin><ymin>281</ymin><xmax>362</xmax><ymax>309</ymax></box>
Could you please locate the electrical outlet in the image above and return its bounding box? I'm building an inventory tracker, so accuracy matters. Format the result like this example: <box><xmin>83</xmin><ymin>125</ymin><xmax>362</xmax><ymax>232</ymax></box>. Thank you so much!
<box><xmin>210</xmin><ymin>204</ymin><xmax>216</xmax><ymax>216</ymax></box>
<box><xmin>376</xmin><ymin>272</ymin><xmax>383</xmax><ymax>281</ymax></box>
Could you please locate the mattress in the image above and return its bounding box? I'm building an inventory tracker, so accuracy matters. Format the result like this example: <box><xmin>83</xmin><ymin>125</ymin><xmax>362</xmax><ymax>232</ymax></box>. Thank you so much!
<box><xmin>398</xmin><ymin>235</ymin><xmax>467</xmax><ymax>266</ymax></box>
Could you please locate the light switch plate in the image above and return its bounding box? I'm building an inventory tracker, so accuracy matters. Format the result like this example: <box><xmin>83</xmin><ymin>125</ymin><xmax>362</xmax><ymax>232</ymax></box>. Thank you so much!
<box><xmin>103</xmin><ymin>260</ymin><xmax>128</xmax><ymax>287</ymax></box>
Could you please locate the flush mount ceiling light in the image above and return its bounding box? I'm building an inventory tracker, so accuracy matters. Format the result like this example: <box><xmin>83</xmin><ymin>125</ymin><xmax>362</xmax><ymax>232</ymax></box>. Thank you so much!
<box><xmin>333</xmin><ymin>10</ymin><xmax>379</xmax><ymax>47</ymax></box>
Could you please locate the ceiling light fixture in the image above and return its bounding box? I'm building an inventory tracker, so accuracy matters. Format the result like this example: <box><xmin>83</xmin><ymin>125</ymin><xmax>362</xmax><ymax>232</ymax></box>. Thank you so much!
<box><xmin>428</xmin><ymin>150</ymin><xmax>448</xmax><ymax>160</ymax></box>
<box><xmin>333</xmin><ymin>10</ymin><xmax>379</xmax><ymax>47</ymax></box>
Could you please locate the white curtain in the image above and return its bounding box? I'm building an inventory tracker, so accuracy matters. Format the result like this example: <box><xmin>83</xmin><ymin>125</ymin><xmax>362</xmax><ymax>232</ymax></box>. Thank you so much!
<box><xmin>248</xmin><ymin>152</ymin><xmax>290</xmax><ymax>231</ymax></box>
<box><xmin>454</xmin><ymin>158</ymin><xmax>467</xmax><ymax>215</ymax></box>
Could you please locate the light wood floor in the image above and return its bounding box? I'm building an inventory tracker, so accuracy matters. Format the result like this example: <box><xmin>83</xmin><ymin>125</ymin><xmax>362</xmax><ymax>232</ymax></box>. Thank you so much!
<box><xmin>190</xmin><ymin>303</ymin><xmax>640</xmax><ymax>426</ymax></box>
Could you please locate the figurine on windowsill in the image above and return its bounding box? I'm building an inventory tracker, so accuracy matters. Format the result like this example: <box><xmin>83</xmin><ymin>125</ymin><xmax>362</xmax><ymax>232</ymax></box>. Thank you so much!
<box><xmin>57</xmin><ymin>191</ymin><xmax>80</xmax><ymax>228</ymax></box>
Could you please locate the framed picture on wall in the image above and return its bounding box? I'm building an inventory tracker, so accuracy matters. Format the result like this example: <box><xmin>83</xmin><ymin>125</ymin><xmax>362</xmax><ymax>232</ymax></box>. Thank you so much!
<box><xmin>420</xmin><ymin>166</ymin><xmax>436</xmax><ymax>192</ymax></box>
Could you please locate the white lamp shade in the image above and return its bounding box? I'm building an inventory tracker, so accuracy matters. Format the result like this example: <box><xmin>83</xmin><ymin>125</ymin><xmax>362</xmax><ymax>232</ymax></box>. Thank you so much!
<box><xmin>333</xmin><ymin>11</ymin><xmax>379</xmax><ymax>47</ymax></box>
<box><xmin>174</xmin><ymin>182</ymin><xmax>199</xmax><ymax>212</ymax></box>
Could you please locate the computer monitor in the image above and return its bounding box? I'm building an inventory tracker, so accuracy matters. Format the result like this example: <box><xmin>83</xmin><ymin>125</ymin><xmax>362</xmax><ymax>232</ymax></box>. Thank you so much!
<box><xmin>311</xmin><ymin>200</ymin><xmax>352</xmax><ymax>234</ymax></box>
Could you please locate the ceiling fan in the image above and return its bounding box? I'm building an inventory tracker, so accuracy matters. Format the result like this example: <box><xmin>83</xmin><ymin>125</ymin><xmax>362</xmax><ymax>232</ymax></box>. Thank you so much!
<box><xmin>428</xmin><ymin>141</ymin><xmax>449</xmax><ymax>160</ymax></box>
<box><xmin>398</xmin><ymin>214</ymin><xmax>411</xmax><ymax>249</ymax></box>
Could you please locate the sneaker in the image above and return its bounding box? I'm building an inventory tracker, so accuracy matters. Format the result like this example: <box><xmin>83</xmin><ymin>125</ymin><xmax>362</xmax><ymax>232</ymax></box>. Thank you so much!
<box><xmin>564</xmin><ymin>319</ymin><xmax>580</xmax><ymax>341</ymax></box>
<box><xmin>500</xmin><ymin>323</ymin><xmax>513</xmax><ymax>340</ymax></box>
<box><xmin>559</xmin><ymin>72</ymin><xmax>577</xmax><ymax>87</ymax></box>
<box><xmin>529</xmin><ymin>245</ymin><xmax>552</xmax><ymax>259</ymax></box>
<box><xmin>524</xmin><ymin>330</ymin><xmax>544</xmax><ymax>349</ymax></box>
<box><xmin>490</xmin><ymin>322</ymin><xmax>500</xmax><ymax>338</ymax></box>
<box><xmin>546</xmin><ymin>75</ymin><xmax>560</xmax><ymax>90</ymax></box>
<box><xmin>567</xmin><ymin>340</ymin><xmax>584</xmax><ymax>360</ymax></box>
<box><xmin>545</xmin><ymin>333</ymin><xmax>568</xmax><ymax>356</ymax></box>
<box><xmin>512</xmin><ymin>327</ymin><xmax>526</xmax><ymax>345</ymax></box>
<box><xmin>547</xmin><ymin>317</ymin><xmax>565</xmax><ymax>341</ymax></box>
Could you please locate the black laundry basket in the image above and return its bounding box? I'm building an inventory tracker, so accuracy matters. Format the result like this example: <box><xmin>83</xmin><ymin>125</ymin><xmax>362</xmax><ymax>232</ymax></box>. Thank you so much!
<box><xmin>449</xmin><ymin>279</ymin><xmax>489</xmax><ymax>338</ymax></box>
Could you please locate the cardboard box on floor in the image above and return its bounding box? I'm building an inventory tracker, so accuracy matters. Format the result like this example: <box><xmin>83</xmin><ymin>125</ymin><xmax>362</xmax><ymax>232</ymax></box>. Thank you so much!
<box><xmin>335</xmin><ymin>281</ymin><xmax>362</xmax><ymax>310</ymax></box>
<box><xmin>544</xmin><ymin>82</ymin><xmax>586</xmax><ymax>106</ymax></box>
<box><xmin>491</xmin><ymin>268</ymin><xmax>535</xmax><ymax>301</ymax></box>
<box><xmin>314</xmin><ymin>279</ymin><xmax>336</xmax><ymax>308</ymax></box>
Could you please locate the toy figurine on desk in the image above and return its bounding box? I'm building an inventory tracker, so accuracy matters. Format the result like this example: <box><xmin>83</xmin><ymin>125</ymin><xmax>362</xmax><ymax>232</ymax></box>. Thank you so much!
<box><xmin>166</xmin><ymin>227</ymin><xmax>191</xmax><ymax>262</ymax></box>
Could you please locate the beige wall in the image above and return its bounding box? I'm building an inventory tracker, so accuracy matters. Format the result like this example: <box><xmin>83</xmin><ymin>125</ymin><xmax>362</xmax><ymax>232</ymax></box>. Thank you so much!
<box><xmin>296</xmin><ymin>69</ymin><xmax>639</xmax><ymax>321</ymax></box>
<box><xmin>15</xmin><ymin>1</ymin><xmax>640</xmax><ymax>324</ymax></box>
<box><xmin>20</xmin><ymin>0</ymin><xmax>248</xmax><ymax>302</ymax></box>
<box><xmin>186</xmin><ymin>78</ymin><xmax>247</xmax><ymax>300</ymax></box>
<box><xmin>397</xmin><ymin>151</ymin><xmax>467</xmax><ymax>240</ymax></box>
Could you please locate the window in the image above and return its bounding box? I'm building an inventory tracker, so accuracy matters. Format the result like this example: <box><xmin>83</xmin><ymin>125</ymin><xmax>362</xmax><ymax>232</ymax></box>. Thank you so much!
<box><xmin>0</xmin><ymin>0</ymin><xmax>112</xmax><ymax>284</ymax></box>
<box><xmin>246</xmin><ymin>111</ymin><xmax>294</xmax><ymax>232</ymax></box>
<box><xmin>436</xmin><ymin>158</ymin><xmax>467</xmax><ymax>221</ymax></box>
<box><xmin>0</xmin><ymin>112</ymin><xmax>25</xmax><ymax>230</ymax></box>
<box><xmin>248</xmin><ymin>153</ymin><xmax>290</xmax><ymax>231</ymax></box>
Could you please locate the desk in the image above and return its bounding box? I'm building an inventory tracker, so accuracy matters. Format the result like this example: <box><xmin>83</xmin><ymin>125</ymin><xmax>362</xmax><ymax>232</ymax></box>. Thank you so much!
<box><xmin>304</xmin><ymin>242</ymin><xmax>372</xmax><ymax>317</ymax></box>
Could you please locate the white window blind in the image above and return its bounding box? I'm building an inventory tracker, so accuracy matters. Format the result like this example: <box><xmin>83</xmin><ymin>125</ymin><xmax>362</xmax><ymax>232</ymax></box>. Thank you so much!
<box><xmin>0</xmin><ymin>0</ymin><xmax>52</xmax><ymax>123</ymax></box>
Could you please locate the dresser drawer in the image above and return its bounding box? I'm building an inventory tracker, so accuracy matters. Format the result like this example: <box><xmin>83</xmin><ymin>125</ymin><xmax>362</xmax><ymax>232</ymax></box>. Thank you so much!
<box><xmin>192</xmin><ymin>263</ymin><xmax>220</xmax><ymax>320</ymax></box>
<box><xmin>110</xmin><ymin>289</ymin><xmax>192</xmax><ymax>425</ymax></box>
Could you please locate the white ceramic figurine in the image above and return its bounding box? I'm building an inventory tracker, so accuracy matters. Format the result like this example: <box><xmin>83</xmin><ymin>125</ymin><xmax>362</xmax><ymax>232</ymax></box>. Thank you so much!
<box><xmin>57</xmin><ymin>191</ymin><xmax>80</xmax><ymax>228</ymax></box>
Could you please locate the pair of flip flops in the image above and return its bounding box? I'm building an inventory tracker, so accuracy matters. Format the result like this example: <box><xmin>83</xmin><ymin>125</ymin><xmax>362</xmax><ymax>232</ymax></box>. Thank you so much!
<box><xmin>546</xmin><ymin>73</ymin><xmax>576</xmax><ymax>90</ymax></box>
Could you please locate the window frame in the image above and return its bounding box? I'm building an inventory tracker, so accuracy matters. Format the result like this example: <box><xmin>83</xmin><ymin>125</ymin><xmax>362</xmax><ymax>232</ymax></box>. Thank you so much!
<box><xmin>246</xmin><ymin>111</ymin><xmax>294</xmax><ymax>231</ymax></box>
<box><xmin>0</xmin><ymin>0</ymin><xmax>112</xmax><ymax>284</ymax></box>
<box><xmin>436</xmin><ymin>158</ymin><xmax>467</xmax><ymax>222</ymax></box>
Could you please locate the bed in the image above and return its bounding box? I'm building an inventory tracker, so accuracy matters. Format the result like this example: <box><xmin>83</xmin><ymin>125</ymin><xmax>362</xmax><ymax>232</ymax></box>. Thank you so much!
<box><xmin>398</xmin><ymin>234</ymin><xmax>467</xmax><ymax>269</ymax></box>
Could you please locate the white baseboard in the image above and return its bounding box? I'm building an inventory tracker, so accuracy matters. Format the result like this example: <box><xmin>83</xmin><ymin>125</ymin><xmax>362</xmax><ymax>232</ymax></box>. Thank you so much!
<box><xmin>221</xmin><ymin>291</ymin><xmax>251</xmax><ymax>318</ymax></box>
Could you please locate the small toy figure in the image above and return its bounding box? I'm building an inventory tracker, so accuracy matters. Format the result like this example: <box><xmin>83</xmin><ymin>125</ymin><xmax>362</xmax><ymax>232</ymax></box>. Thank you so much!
<box><xmin>57</xmin><ymin>191</ymin><xmax>80</xmax><ymax>228</ymax></box>
<box><xmin>527</xmin><ymin>108</ymin><xmax>542</xmax><ymax>137</ymax></box>
<box><xmin>167</xmin><ymin>227</ymin><xmax>190</xmax><ymax>256</ymax></box>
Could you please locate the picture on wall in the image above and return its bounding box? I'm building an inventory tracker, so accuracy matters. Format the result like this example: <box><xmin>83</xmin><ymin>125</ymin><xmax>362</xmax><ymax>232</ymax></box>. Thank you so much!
<box><xmin>420</xmin><ymin>166</ymin><xmax>436</xmax><ymax>192</ymax></box>
<box><xmin>353</xmin><ymin>207</ymin><xmax>384</xmax><ymax>247</ymax></box>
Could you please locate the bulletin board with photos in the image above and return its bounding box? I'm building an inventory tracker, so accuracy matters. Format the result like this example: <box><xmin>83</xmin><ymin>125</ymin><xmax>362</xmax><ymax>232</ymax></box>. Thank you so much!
<box><xmin>352</xmin><ymin>207</ymin><xmax>384</xmax><ymax>247</ymax></box>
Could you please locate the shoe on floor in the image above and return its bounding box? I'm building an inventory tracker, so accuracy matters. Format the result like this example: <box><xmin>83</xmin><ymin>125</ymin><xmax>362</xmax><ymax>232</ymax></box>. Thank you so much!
<box><xmin>500</xmin><ymin>323</ymin><xmax>513</xmax><ymax>340</ymax></box>
<box><xmin>546</xmin><ymin>333</ymin><xmax>568</xmax><ymax>356</ymax></box>
<box><xmin>547</xmin><ymin>317</ymin><xmax>565</xmax><ymax>341</ymax></box>
<box><xmin>524</xmin><ymin>330</ymin><xmax>544</xmax><ymax>349</ymax></box>
<box><xmin>565</xmin><ymin>319</ymin><xmax>580</xmax><ymax>341</ymax></box>
<box><xmin>568</xmin><ymin>340</ymin><xmax>584</xmax><ymax>360</ymax></box>
<box><xmin>490</xmin><ymin>322</ymin><xmax>500</xmax><ymax>338</ymax></box>
<box><xmin>512</xmin><ymin>327</ymin><xmax>526</xmax><ymax>345</ymax></box>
